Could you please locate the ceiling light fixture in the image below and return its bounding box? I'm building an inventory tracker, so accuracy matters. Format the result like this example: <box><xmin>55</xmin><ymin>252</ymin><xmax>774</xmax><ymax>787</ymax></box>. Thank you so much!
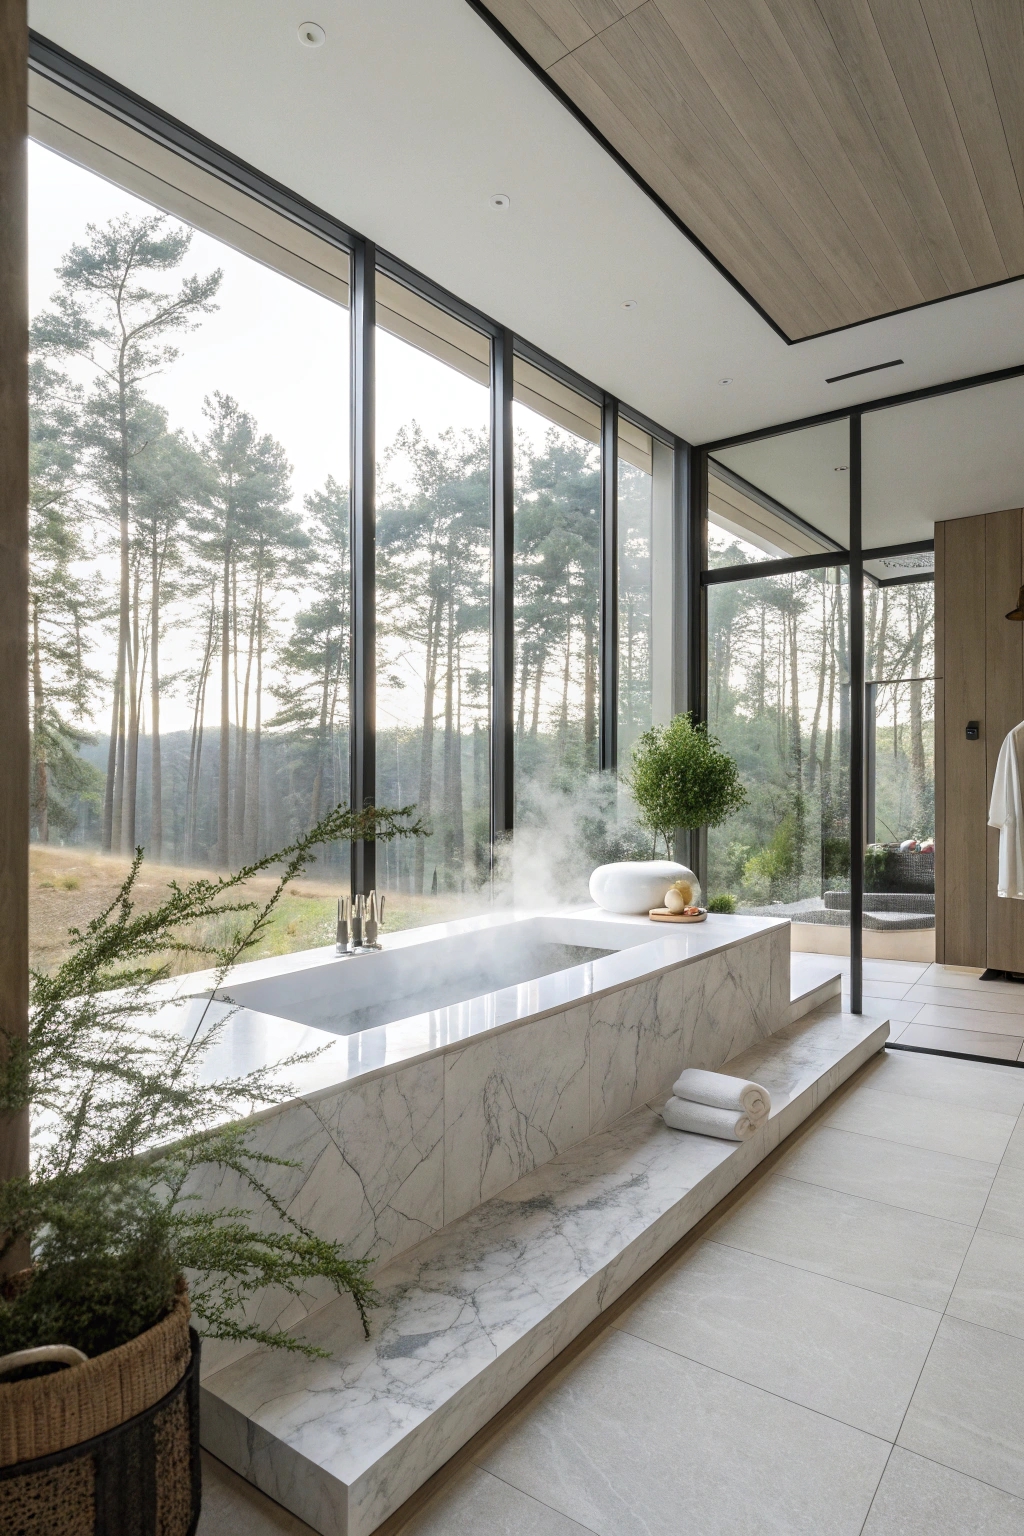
<box><xmin>621</xmin><ymin>300</ymin><xmax>637</xmax><ymax>309</ymax></box>
<box><xmin>718</xmin><ymin>378</ymin><xmax>733</xmax><ymax>386</ymax></box>
<box><xmin>298</xmin><ymin>21</ymin><xmax>325</xmax><ymax>46</ymax></box>
<box><xmin>834</xmin><ymin>465</ymin><xmax>848</xmax><ymax>472</ymax></box>
<box><xmin>489</xmin><ymin>194</ymin><xmax>510</xmax><ymax>210</ymax></box>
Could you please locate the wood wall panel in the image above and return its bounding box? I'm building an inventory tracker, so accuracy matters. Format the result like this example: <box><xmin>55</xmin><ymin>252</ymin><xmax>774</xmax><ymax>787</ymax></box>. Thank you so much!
<box><xmin>937</xmin><ymin>514</ymin><xmax>988</xmax><ymax>966</ymax></box>
<box><xmin>937</xmin><ymin>508</ymin><xmax>1024</xmax><ymax>973</ymax></box>
<box><xmin>0</xmin><ymin>0</ymin><xmax>29</xmax><ymax>1203</ymax></box>
<box><xmin>934</xmin><ymin>521</ymin><xmax>945</xmax><ymax>963</ymax></box>
<box><xmin>986</xmin><ymin>510</ymin><xmax>1024</xmax><ymax>971</ymax></box>
<box><xmin>486</xmin><ymin>0</ymin><xmax>1024</xmax><ymax>337</ymax></box>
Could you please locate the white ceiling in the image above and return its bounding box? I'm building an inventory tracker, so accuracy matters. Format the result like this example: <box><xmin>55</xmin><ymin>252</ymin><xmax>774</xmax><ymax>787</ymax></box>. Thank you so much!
<box><xmin>26</xmin><ymin>0</ymin><xmax>1024</xmax><ymax>522</ymax></box>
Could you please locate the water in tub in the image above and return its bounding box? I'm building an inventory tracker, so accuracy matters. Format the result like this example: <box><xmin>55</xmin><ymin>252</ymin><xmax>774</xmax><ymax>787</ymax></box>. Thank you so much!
<box><xmin>215</xmin><ymin>919</ymin><xmax>619</xmax><ymax>1036</ymax></box>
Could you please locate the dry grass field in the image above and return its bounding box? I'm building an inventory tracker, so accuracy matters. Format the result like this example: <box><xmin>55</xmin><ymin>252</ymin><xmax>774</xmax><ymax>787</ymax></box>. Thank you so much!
<box><xmin>29</xmin><ymin>844</ymin><xmax>487</xmax><ymax>976</ymax></box>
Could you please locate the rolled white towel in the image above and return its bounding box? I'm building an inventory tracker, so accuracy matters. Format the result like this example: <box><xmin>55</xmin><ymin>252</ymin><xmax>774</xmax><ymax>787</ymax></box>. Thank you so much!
<box><xmin>672</xmin><ymin>1067</ymin><xmax>771</xmax><ymax>1124</ymax></box>
<box><xmin>662</xmin><ymin>1096</ymin><xmax>757</xmax><ymax>1141</ymax></box>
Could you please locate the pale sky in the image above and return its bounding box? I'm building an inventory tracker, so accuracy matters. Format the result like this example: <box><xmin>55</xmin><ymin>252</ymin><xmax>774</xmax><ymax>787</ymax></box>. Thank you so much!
<box><xmin>28</xmin><ymin>140</ymin><xmax>557</xmax><ymax>736</ymax></box>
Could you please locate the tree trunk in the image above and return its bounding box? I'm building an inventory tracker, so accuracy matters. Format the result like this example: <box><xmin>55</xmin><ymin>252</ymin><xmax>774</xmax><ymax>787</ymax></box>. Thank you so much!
<box><xmin>123</xmin><ymin>559</ymin><xmax>141</xmax><ymax>852</ymax></box>
<box><xmin>309</xmin><ymin>626</ymin><xmax>333</xmax><ymax>828</ymax></box>
<box><xmin>235</xmin><ymin>568</ymin><xmax>258</xmax><ymax>850</ymax></box>
<box><xmin>247</xmin><ymin>591</ymin><xmax>264</xmax><ymax>862</ymax></box>
<box><xmin>414</xmin><ymin>594</ymin><xmax>441</xmax><ymax>895</ymax></box>
<box><xmin>218</xmin><ymin>542</ymin><xmax>231</xmax><ymax>867</ymax></box>
<box><xmin>583</xmin><ymin>615</ymin><xmax>596</xmax><ymax>766</ymax></box>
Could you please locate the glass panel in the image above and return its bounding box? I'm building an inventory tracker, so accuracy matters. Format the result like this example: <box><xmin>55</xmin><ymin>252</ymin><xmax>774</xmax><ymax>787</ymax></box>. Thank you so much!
<box><xmin>708</xmin><ymin>418</ymin><xmax>850</xmax><ymax>568</ymax></box>
<box><xmin>617</xmin><ymin>423</ymin><xmax>653</xmax><ymax>765</ymax></box>
<box><xmin>512</xmin><ymin>361</ymin><xmax>601</xmax><ymax>814</ymax></box>
<box><xmin>28</xmin><ymin>139</ymin><xmax>350</xmax><ymax>974</ymax></box>
<box><xmin>375</xmin><ymin>276</ymin><xmax>491</xmax><ymax>929</ymax></box>
<box><xmin>864</xmin><ymin>575</ymin><xmax>935</xmax><ymax>959</ymax></box>
<box><xmin>706</xmin><ymin>567</ymin><xmax>851</xmax><ymax>949</ymax></box>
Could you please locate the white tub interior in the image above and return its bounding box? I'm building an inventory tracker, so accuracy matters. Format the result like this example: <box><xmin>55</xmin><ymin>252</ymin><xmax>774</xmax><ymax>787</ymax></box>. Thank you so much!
<box><xmin>215</xmin><ymin>915</ymin><xmax>651</xmax><ymax>1037</ymax></box>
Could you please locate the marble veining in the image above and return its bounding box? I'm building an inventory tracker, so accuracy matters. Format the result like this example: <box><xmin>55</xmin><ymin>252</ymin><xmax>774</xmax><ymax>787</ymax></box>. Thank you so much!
<box><xmin>201</xmin><ymin>1008</ymin><xmax>888</xmax><ymax>1536</ymax></box>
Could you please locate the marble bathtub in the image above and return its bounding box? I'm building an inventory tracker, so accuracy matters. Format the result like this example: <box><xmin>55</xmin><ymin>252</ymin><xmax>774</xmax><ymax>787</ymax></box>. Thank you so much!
<box><xmin>176</xmin><ymin>907</ymin><xmax>791</xmax><ymax>1369</ymax></box>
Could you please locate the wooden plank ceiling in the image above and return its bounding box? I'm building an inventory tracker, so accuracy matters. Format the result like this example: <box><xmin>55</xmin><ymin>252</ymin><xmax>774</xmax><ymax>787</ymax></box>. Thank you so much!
<box><xmin>482</xmin><ymin>0</ymin><xmax>1024</xmax><ymax>339</ymax></box>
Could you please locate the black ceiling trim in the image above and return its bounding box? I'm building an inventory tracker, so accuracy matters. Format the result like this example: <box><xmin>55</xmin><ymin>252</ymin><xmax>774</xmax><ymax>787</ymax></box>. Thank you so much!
<box><xmin>465</xmin><ymin>2</ymin><xmax>1024</xmax><ymax>349</ymax></box>
<box><xmin>462</xmin><ymin>0</ymin><xmax>791</xmax><ymax>344</ymax></box>
<box><xmin>700</xmin><ymin>363</ymin><xmax>1024</xmax><ymax>454</ymax></box>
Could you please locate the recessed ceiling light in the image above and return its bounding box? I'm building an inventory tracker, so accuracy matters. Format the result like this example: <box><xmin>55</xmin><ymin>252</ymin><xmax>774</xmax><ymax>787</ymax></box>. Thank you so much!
<box><xmin>718</xmin><ymin>377</ymin><xmax>733</xmax><ymax>386</ymax></box>
<box><xmin>489</xmin><ymin>194</ymin><xmax>510</xmax><ymax>210</ymax></box>
<box><xmin>621</xmin><ymin>300</ymin><xmax>637</xmax><ymax>309</ymax></box>
<box><xmin>298</xmin><ymin>21</ymin><xmax>325</xmax><ymax>46</ymax></box>
<box><xmin>834</xmin><ymin>465</ymin><xmax>848</xmax><ymax>472</ymax></box>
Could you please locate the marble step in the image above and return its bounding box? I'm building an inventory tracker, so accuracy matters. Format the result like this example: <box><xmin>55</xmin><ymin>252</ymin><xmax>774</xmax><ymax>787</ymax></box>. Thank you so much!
<box><xmin>201</xmin><ymin>1007</ymin><xmax>887</xmax><ymax>1536</ymax></box>
<box><xmin>789</xmin><ymin>952</ymin><xmax>843</xmax><ymax>1024</ymax></box>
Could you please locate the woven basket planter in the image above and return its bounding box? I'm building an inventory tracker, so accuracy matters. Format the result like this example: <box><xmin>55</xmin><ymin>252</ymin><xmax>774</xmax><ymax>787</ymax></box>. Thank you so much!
<box><xmin>0</xmin><ymin>1282</ymin><xmax>201</xmax><ymax>1536</ymax></box>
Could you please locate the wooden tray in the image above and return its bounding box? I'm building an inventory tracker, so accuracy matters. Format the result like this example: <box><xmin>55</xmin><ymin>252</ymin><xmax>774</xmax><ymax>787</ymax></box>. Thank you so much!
<box><xmin>648</xmin><ymin>907</ymin><xmax>708</xmax><ymax>923</ymax></box>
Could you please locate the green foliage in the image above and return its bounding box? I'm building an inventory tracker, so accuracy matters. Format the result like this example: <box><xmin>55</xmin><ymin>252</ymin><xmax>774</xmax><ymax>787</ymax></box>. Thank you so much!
<box><xmin>625</xmin><ymin>713</ymin><xmax>746</xmax><ymax>857</ymax></box>
<box><xmin>743</xmin><ymin>817</ymin><xmax>797</xmax><ymax>902</ymax></box>
<box><xmin>0</xmin><ymin>801</ymin><xmax>424</xmax><ymax>1359</ymax></box>
<box><xmin>706</xmin><ymin>893</ymin><xmax>737</xmax><ymax>915</ymax></box>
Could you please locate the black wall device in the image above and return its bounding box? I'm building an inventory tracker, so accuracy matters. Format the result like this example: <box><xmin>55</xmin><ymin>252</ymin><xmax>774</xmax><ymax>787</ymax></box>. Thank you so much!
<box><xmin>966</xmin><ymin>721</ymin><xmax>980</xmax><ymax>740</ymax></box>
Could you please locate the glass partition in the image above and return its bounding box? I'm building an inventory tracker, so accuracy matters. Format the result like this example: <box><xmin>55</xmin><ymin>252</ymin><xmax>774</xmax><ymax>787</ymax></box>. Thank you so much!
<box><xmin>708</xmin><ymin>418</ymin><xmax>850</xmax><ymax>568</ymax></box>
<box><xmin>706</xmin><ymin>566</ymin><xmax>851</xmax><ymax>942</ymax></box>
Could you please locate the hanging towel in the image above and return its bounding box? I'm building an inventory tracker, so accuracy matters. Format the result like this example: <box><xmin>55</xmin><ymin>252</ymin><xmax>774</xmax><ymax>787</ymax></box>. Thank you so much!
<box><xmin>988</xmin><ymin>721</ymin><xmax>1024</xmax><ymax>899</ymax></box>
<box><xmin>662</xmin><ymin>1097</ymin><xmax>757</xmax><ymax>1141</ymax></box>
<box><xmin>672</xmin><ymin>1068</ymin><xmax>771</xmax><ymax>1124</ymax></box>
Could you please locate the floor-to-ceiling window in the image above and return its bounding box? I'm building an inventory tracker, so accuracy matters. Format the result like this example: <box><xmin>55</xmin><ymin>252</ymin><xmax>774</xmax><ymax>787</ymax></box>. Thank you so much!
<box><xmin>28</xmin><ymin>130</ymin><xmax>352</xmax><ymax>973</ymax></box>
<box><xmin>374</xmin><ymin>277</ymin><xmax>491</xmax><ymax>926</ymax></box>
<box><xmin>703</xmin><ymin>420</ymin><xmax>852</xmax><ymax>945</ymax></box>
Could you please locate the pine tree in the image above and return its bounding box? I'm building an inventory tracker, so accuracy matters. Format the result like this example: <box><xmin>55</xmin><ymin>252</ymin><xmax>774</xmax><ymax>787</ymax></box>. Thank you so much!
<box><xmin>31</xmin><ymin>213</ymin><xmax>221</xmax><ymax>854</ymax></box>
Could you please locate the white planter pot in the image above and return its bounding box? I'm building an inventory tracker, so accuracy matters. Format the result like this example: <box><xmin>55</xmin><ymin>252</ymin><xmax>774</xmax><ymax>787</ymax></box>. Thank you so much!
<box><xmin>588</xmin><ymin>860</ymin><xmax>701</xmax><ymax>915</ymax></box>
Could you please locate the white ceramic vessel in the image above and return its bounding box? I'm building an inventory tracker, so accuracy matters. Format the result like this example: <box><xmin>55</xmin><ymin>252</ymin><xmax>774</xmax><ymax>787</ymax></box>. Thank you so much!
<box><xmin>588</xmin><ymin>859</ymin><xmax>701</xmax><ymax>915</ymax></box>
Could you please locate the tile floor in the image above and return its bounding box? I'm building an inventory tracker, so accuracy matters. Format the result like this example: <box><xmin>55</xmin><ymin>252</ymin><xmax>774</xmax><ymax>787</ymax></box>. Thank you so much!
<box><xmin>835</xmin><ymin>957</ymin><xmax>1024</xmax><ymax>1061</ymax></box>
<box><xmin>197</xmin><ymin>1041</ymin><xmax>1024</xmax><ymax>1536</ymax></box>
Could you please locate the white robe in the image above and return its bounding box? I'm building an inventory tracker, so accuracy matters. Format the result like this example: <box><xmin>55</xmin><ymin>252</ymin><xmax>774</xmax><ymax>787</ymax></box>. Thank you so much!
<box><xmin>988</xmin><ymin>722</ymin><xmax>1024</xmax><ymax>899</ymax></box>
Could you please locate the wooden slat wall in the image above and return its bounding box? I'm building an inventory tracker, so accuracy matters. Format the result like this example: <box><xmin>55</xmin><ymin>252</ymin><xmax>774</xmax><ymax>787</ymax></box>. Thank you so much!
<box><xmin>487</xmin><ymin>0</ymin><xmax>1024</xmax><ymax>338</ymax></box>
<box><xmin>936</xmin><ymin>508</ymin><xmax>1024</xmax><ymax>971</ymax></box>
<box><xmin>986</xmin><ymin>510</ymin><xmax>1024</xmax><ymax>971</ymax></box>
<box><xmin>937</xmin><ymin>515</ymin><xmax>988</xmax><ymax>966</ymax></box>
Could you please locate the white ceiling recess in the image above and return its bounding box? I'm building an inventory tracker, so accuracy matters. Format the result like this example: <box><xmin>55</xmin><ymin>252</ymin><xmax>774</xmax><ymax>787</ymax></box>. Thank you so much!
<box><xmin>25</xmin><ymin>0</ymin><xmax>1024</xmax><ymax>450</ymax></box>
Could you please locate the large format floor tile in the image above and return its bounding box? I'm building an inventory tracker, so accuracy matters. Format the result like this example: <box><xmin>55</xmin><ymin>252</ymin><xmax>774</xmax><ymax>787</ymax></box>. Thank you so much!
<box><xmin>980</xmin><ymin>1161</ymin><xmax>1024</xmax><ymax>1240</ymax></box>
<box><xmin>1002</xmin><ymin>1115</ymin><xmax>1024</xmax><ymax>1170</ymax></box>
<box><xmin>198</xmin><ymin>1453</ymin><xmax>315</xmax><ymax>1535</ymax></box>
<box><xmin>947</xmin><ymin>1229</ymin><xmax>1024</xmax><ymax>1341</ymax></box>
<box><xmin>709</xmin><ymin>1175</ymin><xmax>973</xmax><ymax>1309</ymax></box>
<box><xmin>776</xmin><ymin>1123</ymin><xmax>997</xmax><ymax>1224</ymax></box>
<box><xmin>898</xmin><ymin>1315</ymin><xmax>1024</xmax><ymax>1498</ymax></box>
<box><xmin>919</xmin><ymin>965</ymin><xmax>1024</xmax><ymax>1001</ymax></box>
<box><xmin>861</xmin><ymin>1447</ymin><xmax>1024</xmax><ymax>1536</ymax></box>
<box><xmin>892</xmin><ymin>1023</ymin><xmax>1024</xmax><ymax>1060</ymax></box>
<box><xmin>906</xmin><ymin>983</ymin><xmax>1024</xmax><ymax>1016</ymax></box>
<box><xmin>824</xmin><ymin>1086</ymin><xmax>1017</xmax><ymax>1162</ymax></box>
<box><xmin>402</xmin><ymin>1466</ymin><xmax>596</xmax><ymax>1536</ymax></box>
<box><xmin>478</xmin><ymin>1329</ymin><xmax>890</xmax><ymax>1536</ymax></box>
<box><xmin>616</xmin><ymin>1239</ymin><xmax>938</xmax><ymax>1439</ymax></box>
<box><xmin>911</xmin><ymin>1002</ymin><xmax>1024</xmax><ymax>1038</ymax></box>
<box><xmin>859</xmin><ymin>1049</ymin><xmax>1024</xmax><ymax>1115</ymax></box>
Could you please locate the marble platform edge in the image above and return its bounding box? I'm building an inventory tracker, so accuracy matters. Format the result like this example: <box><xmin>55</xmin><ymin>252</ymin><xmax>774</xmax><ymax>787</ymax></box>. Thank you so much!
<box><xmin>787</xmin><ymin>968</ymin><xmax>842</xmax><ymax>1026</ymax></box>
<box><xmin>200</xmin><ymin>1009</ymin><xmax>888</xmax><ymax>1536</ymax></box>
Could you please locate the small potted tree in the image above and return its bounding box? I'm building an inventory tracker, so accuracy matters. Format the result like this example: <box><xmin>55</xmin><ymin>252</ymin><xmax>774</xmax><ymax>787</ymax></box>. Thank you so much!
<box><xmin>589</xmin><ymin>714</ymin><xmax>746</xmax><ymax>915</ymax></box>
<box><xmin>0</xmin><ymin>801</ymin><xmax>422</xmax><ymax>1535</ymax></box>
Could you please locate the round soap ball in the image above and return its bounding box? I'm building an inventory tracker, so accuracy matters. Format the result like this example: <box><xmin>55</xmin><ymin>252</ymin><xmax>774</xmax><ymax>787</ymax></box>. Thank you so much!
<box><xmin>589</xmin><ymin>860</ymin><xmax>701</xmax><ymax>915</ymax></box>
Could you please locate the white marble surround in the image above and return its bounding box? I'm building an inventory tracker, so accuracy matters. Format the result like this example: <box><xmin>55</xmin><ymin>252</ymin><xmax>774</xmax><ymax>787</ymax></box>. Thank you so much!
<box><xmin>200</xmin><ymin>1006</ymin><xmax>886</xmax><ymax>1536</ymax></box>
<box><xmin>180</xmin><ymin>910</ymin><xmax>790</xmax><ymax>1369</ymax></box>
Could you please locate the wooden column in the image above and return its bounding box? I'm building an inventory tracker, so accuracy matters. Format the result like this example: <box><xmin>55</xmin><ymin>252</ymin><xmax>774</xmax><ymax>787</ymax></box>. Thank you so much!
<box><xmin>986</xmin><ymin>509</ymin><xmax>1024</xmax><ymax>972</ymax></box>
<box><xmin>0</xmin><ymin>0</ymin><xmax>29</xmax><ymax>1197</ymax></box>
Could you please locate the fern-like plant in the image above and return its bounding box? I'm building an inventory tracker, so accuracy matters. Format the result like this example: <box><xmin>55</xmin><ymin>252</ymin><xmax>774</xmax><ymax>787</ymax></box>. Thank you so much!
<box><xmin>0</xmin><ymin>801</ymin><xmax>424</xmax><ymax>1362</ymax></box>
